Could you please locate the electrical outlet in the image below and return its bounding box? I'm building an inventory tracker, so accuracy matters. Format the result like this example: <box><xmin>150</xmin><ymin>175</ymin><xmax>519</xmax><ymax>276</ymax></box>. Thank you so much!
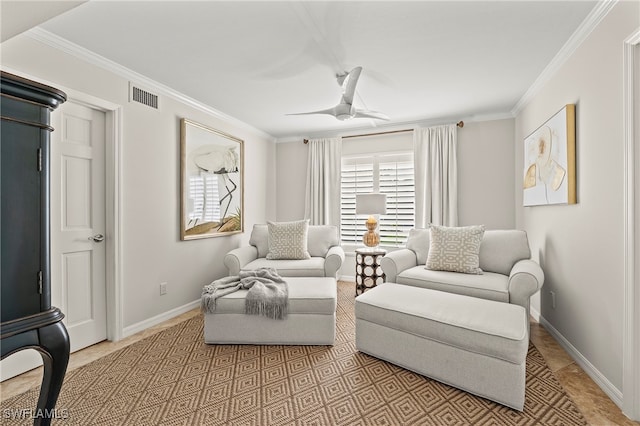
<box><xmin>550</xmin><ymin>291</ymin><xmax>556</xmax><ymax>309</ymax></box>
<box><xmin>160</xmin><ymin>282</ymin><xmax>168</xmax><ymax>296</ymax></box>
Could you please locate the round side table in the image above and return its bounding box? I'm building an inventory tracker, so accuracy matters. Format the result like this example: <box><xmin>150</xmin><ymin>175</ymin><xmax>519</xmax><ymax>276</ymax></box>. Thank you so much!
<box><xmin>355</xmin><ymin>247</ymin><xmax>387</xmax><ymax>296</ymax></box>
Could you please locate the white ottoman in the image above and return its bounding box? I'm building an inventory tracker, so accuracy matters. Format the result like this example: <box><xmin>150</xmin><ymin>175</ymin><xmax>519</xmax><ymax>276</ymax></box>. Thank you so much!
<box><xmin>355</xmin><ymin>283</ymin><xmax>529</xmax><ymax>411</ymax></box>
<box><xmin>204</xmin><ymin>277</ymin><xmax>336</xmax><ymax>345</ymax></box>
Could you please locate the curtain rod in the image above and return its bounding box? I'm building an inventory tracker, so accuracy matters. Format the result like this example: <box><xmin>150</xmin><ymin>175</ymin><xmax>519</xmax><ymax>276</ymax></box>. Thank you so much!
<box><xmin>303</xmin><ymin>120</ymin><xmax>464</xmax><ymax>144</ymax></box>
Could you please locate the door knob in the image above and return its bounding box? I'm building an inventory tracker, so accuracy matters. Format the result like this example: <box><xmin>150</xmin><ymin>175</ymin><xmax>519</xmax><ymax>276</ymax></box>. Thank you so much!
<box><xmin>88</xmin><ymin>234</ymin><xmax>105</xmax><ymax>243</ymax></box>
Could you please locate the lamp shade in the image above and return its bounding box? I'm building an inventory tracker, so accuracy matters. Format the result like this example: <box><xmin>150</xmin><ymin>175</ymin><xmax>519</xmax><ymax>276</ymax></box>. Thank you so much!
<box><xmin>356</xmin><ymin>193</ymin><xmax>387</xmax><ymax>215</ymax></box>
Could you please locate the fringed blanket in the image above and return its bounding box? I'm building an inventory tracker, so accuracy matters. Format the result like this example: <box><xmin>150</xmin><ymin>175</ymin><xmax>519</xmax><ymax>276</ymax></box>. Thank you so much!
<box><xmin>201</xmin><ymin>268</ymin><xmax>288</xmax><ymax>320</ymax></box>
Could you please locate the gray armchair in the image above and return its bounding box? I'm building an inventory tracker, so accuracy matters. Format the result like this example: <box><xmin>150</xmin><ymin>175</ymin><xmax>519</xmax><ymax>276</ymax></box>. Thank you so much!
<box><xmin>224</xmin><ymin>224</ymin><xmax>345</xmax><ymax>278</ymax></box>
<box><xmin>380</xmin><ymin>228</ymin><xmax>544</xmax><ymax>319</ymax></box>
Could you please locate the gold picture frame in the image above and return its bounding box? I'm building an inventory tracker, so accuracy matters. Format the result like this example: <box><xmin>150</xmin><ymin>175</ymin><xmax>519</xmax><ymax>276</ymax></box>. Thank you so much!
<box><xmin>180</xmin><ymin>118</ymin><xmax>244</xmax><ymax>240</ymax></box>
<box><xmin>523</xmin><ymin>104</ymin><xmax>576</xmax><ymax>206</ymax></box>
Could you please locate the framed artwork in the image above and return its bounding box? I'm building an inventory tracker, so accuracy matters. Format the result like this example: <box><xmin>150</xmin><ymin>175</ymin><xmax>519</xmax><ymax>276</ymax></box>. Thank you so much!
<box><xmin>180</xmin><ymin>118</ymin><xmax>244</xmax><ymax>240</ymax></box>
<box><xmin>523</xmin><ymin>104</ymin><xmax>576</xmax><ymax>207</ymax></box>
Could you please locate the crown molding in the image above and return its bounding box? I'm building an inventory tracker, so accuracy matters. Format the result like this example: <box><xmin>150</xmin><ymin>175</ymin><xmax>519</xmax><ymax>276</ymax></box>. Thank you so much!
<box><xmin>511</xmin><ymin>0</ymin><xmax>618</xmax><ymax>116</ymax></box>
<box><xmin>25</xmin><ymin>27</ymin><xmax>276</xmax><ymax>142</ymax></box>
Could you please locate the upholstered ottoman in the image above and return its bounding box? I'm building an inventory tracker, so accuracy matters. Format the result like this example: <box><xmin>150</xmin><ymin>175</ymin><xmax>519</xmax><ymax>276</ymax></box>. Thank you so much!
<box><xmin>355</xmin><ymin>283</ymin><xmax>529</xmax><ymax>410</ymax></box>
<box><xmin>204</xmin><ymin>277</ymin><xmax>336</xmax><ymax>345</ymax></box>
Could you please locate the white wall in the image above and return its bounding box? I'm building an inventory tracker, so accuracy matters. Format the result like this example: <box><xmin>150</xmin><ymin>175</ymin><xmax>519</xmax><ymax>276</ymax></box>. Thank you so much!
<box><xmin>458</xmin><ymin>119</ymin><xmax>515</xmax><ymax>229</ymax></box>
<box><xmin>276</xmin><ymin>140</ymin><xmax>308</xmax><ymax>222</ymax></box>
<box><xmin>275</xmin><ymin>119</ymin><xmax>516</xmax><ymax>278</ymax></box>
<box><xmin>0</xmin><ymin>35</ymin><xmax>277</xmax><ymax>329</ymax></box>
<box><xmin>277</xmin><ymin>119</ymin><xmax>515</xmax><ymax>228</ymax></box>
<box><xmin>515</xmin><ymin>1</ymin><xmax>639</xmax><ymax>394</ymax></box>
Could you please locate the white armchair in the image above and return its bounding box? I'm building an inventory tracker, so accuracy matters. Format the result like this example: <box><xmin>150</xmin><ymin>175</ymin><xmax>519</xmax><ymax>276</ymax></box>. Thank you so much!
<box><xmin>380</xmin><ymin>228</ymin><xmax>544</xmax><ymax>319</ymax></box>
<box><xmin>224</xmin><ymin>224</ymin><xmax>345</xmax><ymax>278</ymax></box>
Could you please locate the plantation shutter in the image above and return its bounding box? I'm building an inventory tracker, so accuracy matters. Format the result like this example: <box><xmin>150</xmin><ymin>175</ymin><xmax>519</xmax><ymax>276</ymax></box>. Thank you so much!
<box><xmin>340</xmin><ymin>157</ymin><xmax>374</xmax><ymax>244</ymax></box>
<box><xmin>379</xmin><ymin>153</ymin><xmax>415</xmax><ymax>246</ymax></box>
<box><xmin>340</xmin><ymin>152</ymin><xmax>414</xmax><ymax>247</ymax></box>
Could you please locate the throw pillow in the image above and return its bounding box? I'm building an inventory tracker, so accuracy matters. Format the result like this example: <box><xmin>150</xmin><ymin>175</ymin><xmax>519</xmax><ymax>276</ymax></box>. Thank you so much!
<box><xmin>425</xmin><ymin>224</ymin><xmax>485</xmax><ymax>274</ymax></box>
<box><xmin>266</xmin><ymin>219</ymin><xmax>311</xmax><ymax>260</ymax></box>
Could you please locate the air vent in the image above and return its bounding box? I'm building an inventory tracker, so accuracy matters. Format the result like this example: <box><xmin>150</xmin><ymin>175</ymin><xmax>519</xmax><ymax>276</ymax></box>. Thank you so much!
<box><xmin>129</xmin><ymin>83</ymin><xmax>158</xmax><ymax>109</ymax></box>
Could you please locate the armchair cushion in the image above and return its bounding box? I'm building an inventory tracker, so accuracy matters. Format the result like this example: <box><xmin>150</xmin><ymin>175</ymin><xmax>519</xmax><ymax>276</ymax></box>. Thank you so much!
<box><xmin>397</xmin><ymin>267</ymin><xmax>509</xmax><ymax>303</ymax></box>
<box><xmin>266</xmin><ymin>220</ymin><xmax>311</xmax><ymax>260</ymax></box>
<box><xmin>243</xmin><ymin>258</ymin><xmax>326</xmax><ymax>277</ymax></box>
<box><xmin>307</xmin><ymin>225</ymin><xmax>341</xmax><ymax>257</ymax></box>
<box><xmin>480</xmin><ymin>230</ymin><xmax>531</xmax><ymax>276</ymax></box>
<box><xmin>406</xmin><ymin>228</ymin><xmax>430</xmax><ymax>265</ymax></box>
<box><xmin>508</xmin><ymin>259</ymin><xmax>545</xmax><ymax>318</ymax></box>
<box><xmin>380</xmin><ymin>249</ymin><xmax>417</xmax><ymax>283</ymax></box>
<box><xmin>249</xmin><ymin>225</ymin><xmax>269</xmax><ymax>258</ymax></box>
<box><xmin>224</xmin><ymin>246</ymin><xmax>258</xmax><ymax>276</ymax></box>
<box><xmin>324</xmin><ymin>246</ymin><xmax>346</xmax><ymax>278</ymax></box>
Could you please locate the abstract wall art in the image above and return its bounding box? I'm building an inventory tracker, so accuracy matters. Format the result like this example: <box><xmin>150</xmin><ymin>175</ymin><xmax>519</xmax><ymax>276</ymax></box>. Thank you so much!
<box><xmin>523</xmin><ymin>104</ymin><xmax>576</xmax><ymax>207</ymax></box>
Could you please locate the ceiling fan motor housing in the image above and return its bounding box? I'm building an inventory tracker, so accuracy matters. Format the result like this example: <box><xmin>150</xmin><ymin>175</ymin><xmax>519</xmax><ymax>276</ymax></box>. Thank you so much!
<box><xmin>336</xmin><ymin>104</ymin><xmax>355</xmax><ymax>121</ymax></box>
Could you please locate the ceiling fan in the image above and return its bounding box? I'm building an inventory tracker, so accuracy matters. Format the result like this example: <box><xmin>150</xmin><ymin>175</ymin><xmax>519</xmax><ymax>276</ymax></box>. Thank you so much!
<box><xmin>288</xmin><ymin>66</ymin><xmax>389</xmax><ymax>121</ymax></box>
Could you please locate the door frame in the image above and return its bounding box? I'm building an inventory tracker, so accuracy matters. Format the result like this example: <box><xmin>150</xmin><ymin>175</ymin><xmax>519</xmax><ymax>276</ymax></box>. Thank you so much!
<box><xmin>4</xmin><ymin>68</ymin><xmax>124</xmax><ymax>343</ymax></box>
<box><xmin>623</xmin><ymin>28</ymin><xmax>640</xmax><ymax>421</ymax></box>
<box><xmin>61</xmin><ymin>90</ymin><xmax>124</xmax><ymax>343</ymax></box>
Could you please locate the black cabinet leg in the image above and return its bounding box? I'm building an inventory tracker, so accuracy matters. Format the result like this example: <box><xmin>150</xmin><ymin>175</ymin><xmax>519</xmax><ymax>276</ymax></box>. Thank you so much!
<box><xmin>35</xmin><ymin>321</ymin><xmax>70</xmax><ymax>426</ymax></box>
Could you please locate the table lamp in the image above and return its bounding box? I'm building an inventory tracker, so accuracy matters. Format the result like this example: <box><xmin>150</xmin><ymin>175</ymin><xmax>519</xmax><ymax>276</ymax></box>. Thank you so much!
<box><xmin>356</xmin><ymin>193</ymin><xmax>387</xmax><ymax>247</ymax></box>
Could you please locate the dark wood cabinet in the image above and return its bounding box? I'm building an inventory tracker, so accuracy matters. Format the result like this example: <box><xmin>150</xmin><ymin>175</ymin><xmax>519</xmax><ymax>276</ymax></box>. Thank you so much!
<box><xmin>1</xmin><ymin>71</ymin><xmax>70</xmax><ymax>425</ymax></box>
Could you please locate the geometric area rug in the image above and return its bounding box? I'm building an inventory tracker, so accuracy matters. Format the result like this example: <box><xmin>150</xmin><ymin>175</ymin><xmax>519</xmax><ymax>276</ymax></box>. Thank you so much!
<box><xmin>0</xmin><ymin>281</ymin><xmax>587</xmax><ymax>425</ymax></box>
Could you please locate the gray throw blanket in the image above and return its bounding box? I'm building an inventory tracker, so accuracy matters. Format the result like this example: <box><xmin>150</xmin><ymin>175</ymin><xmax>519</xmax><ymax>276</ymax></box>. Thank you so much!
<box><xmin>201</xmin><ymin>268</ymin><xmax>288</xmax><ymax>320</ymax></box>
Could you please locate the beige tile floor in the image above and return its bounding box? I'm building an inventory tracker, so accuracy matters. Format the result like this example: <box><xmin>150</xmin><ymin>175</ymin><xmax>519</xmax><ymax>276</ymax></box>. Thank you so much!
<box><xmin>529</xmin><ymin>321</ymin><xmax>639</xmax><ymax>426</ymax></box>
<box><xmin>1</xmin><ymin>309</ymin><xmax>637</xmax><ymax>425</ymax></box>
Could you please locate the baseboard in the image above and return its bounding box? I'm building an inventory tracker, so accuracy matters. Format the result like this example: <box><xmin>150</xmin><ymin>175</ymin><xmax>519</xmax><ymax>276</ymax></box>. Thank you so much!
<box><xmin>530</xmin><ymin>306</ymin><xmax>542</xmax><ymax>322</ymax></box>
<box><xmin>537</xmin><ymin>313</ymin><xmax>623</xmax><ymax>408</ymax></box>
<box><xmin>122</xmin><ymin>299</ymin><xmax>200</xmax><ymax>338</ymax></box>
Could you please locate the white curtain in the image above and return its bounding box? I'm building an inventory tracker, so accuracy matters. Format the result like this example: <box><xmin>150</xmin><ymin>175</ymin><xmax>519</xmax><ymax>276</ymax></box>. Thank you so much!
<box><xmin>304</xmin><ymin>137</ymin><xmax>342</xmax><ymax>227</ymax></box>
<box><xmin>414</xmin><ymin>124</ymin><xmax>458</xmax><ymax>227</ymax></box>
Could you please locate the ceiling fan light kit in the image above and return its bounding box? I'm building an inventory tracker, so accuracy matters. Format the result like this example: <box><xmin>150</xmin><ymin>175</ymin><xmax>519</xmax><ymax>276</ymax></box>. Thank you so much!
<box><xmin>288</xmin><ymin>66</ymin><xmax>389</xmax><ymax>122</ymax></box>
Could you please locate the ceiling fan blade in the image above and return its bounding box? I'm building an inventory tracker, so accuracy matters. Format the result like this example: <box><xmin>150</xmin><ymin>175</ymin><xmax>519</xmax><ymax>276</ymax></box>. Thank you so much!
<box><xmin>287</xmin><ymin>66</ymin><xmax>385</xmax><ymax>122</ymax></box>
<box><xmin>341</xmin><ymin>66</ymin><xmax>362</xmax><ymax>105</ymax></box>
<box><xmin>286</xmin><ymin>107</ymin><xmax>337</xmax><ymax>117</ymax></box>
<box><xmin>354</xmin><ymin>109</ymin><xmax>390</xmax><ymax>121</ymax></box>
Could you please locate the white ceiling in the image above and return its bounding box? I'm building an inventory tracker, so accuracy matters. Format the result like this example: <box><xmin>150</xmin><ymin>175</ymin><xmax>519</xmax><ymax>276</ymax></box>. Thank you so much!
<box><xmin>33</xmin><ymin>1</ymin><xmax>597</xmax><ymax>140</ymax></box>
<box><xmin>0</xmin><ymin>1</ymin><xmax>85</xmax><ymax>42</ymax></box>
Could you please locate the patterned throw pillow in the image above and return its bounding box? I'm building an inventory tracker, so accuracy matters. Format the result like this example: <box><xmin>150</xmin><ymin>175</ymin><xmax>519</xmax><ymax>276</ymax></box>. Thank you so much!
<box><xmin>266</xmin><ymin>220</ymin><xmax>311</xmax><ymax>260</ymax></box>
<box><xmin>425</xmin><ymin>225</ymin><xmax>485</xmax><ymax>274</ymax></box>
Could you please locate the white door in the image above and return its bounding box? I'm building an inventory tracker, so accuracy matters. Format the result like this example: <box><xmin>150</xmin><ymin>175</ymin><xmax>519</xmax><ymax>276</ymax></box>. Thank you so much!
<box><xmin>0</xmin><ymin>101</ymin><xmax>108</xmax><ymax>381</ymax></box>
<box><xmin>51</xmin><ymin>100</ymin><xmax>107</xmax><ymax>352</ymax></box>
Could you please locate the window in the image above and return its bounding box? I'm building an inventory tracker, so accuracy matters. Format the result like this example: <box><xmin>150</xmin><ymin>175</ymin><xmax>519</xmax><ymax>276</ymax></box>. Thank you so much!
<box><xmin>188</xmin><ymin>173</ymin><xmax>221</xmax><ymax>227</ymax></box>
<box><xmin>340</xmin><ymin>152</ymin><xmax>415</xmax><ymax>247</ymax></box>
